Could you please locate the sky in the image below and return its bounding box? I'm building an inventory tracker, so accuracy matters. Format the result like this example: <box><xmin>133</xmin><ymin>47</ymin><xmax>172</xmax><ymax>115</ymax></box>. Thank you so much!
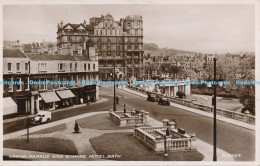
<box><xmin>3</xmin><ymin>4</ymin><xmax>255</xmax><ymax>53</ymax></box>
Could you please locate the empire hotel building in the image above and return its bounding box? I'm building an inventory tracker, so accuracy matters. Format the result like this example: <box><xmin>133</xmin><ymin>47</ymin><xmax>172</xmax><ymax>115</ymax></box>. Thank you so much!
<box><xmin>57</xmin><ymin>13</ymin><xmax>144</xmax><ymax>80</ymax></box>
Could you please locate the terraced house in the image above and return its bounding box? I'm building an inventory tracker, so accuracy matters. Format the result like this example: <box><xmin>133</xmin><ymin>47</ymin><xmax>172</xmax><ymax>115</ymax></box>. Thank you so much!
<box><xmin>3</xmin><ymin>48</ymin><xmax>99</xmax><ymax>117</ymax></box>
<box><xmin>57</xmin><ymin>13</ymin><xmax>144</xmax><ymax>80</ymax></box>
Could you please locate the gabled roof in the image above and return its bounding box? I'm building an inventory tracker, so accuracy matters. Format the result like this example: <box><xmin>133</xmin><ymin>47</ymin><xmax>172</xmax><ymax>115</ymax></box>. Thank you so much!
<box><xmin>61</xmin><ymin>23</ymin><xmax>94</xmax><ymax>31</ymax></box>
<box><xmin>3</xmin><ymin>49</ymin><xmax>27</xmax><ymax>58</ymax></box>
<box><xmin>103</xmin><ymin>13</ymin><xmax>114</xmax><ymax>20</ymax></box>
<box><xmin>26</xmin><ymin>53</ymin><xmax>77</xmax><ymax>61</ymax></box>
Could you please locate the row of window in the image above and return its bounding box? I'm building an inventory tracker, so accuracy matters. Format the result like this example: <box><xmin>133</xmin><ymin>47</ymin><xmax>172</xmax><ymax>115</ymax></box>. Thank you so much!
<box><xmin>92</xmin><ymin>37</ymin><xmax>142</xmax><ymax>43</ymax></box>
<box><xmin>7</xmin><ymin>63</ymin><xmax>28</xmax><ymax>72</ymax></box>
<box><xmin>6</xmin><ymin>74</ymin><xmax>96</xmax><ymax>92</ymax></box>
<box><xmin>95</xmin><ymin>29</ymin><xmax>121</xmax><ymax>36</ymax></box>
<box><xmin>95</xmin><ymin>44</ymin><xmax>141</xmax><ymax>51</ymax></box>
<box><xmin>6</xmin><ymin>77</ymin><xmax>29</xmax><ymax>92</ymax></box>
<box><xmin>37</xmin><ymin>62</ymin><xmax>96</xmax><ymax>72</ymax></box>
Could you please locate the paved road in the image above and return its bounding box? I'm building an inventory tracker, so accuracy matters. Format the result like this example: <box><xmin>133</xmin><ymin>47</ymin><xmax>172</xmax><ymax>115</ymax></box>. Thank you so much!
<box><xmin>3</xmin><ymin>92</ymin><xmax>113</xmax><ymax>134</ymax></box>
<box><xmin>111</xmin><ymin>86</ymin><xmax>255</xmax><ymax>161</ymax></box>
<box><xmin>4</xmin><ymin>85</ymin><xmax>255</xmax><ymax>161</ymax></box>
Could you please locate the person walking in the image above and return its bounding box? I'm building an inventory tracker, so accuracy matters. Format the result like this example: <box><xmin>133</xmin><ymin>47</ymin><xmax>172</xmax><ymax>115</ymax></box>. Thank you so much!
<box><xmin>116</xmin><ymin>96</ymin><xmax>119</xmax><ymax>104</ymax></box>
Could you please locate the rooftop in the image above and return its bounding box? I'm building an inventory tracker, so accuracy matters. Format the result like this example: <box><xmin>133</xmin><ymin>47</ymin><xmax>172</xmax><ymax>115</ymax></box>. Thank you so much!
<box><xmin>26</xmin><ymin>53</ymin><xmax>77</xmax><ymax>61</ymax></box>
<box><xmin>3</xmin><ymin>49</ymin><xmax>27</xmax><ymax>58</ymax></box>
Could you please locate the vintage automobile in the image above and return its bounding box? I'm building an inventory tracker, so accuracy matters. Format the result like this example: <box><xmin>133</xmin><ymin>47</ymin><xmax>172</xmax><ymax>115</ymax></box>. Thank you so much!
<box><xmin>147</xmin><ymin>92</ymin><xmax>159</xmax><ymax>102</ymax></box>
<box><xmin>158</xmin><ymin>97</ymin><xmax>170</xmax><ymax>106</ymax></box>
<box><xmin>31</xmin><ymin>111</ymin><xmax>51</xmax><ymax>125</ymax></box>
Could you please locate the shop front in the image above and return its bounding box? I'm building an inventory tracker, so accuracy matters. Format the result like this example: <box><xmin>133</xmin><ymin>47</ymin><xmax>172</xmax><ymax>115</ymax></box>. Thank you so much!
<box><xmin>39</xmin><ymin>92</ymin><xmax>61</xmax><ymax>111</ymax></box>
<box><xmin>84</xmin><ymin>85</ymin><xmax>96</xmax><ymax>103</ymax></box>
<box><xmin>56</xmin><ymin>90</ymin><xmax>76</xmax><ymax>108</ymax></box>
<box><xmin>3</xmin><ymin>97</ymin><xmax>17</xmax><ymax>116</ymax></box>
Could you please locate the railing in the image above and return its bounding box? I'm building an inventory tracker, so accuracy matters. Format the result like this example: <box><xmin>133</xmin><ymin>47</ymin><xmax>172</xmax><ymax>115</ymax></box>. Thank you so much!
<box><xmin>134</xmin><ymin>127</ymin><xmax>194</xmax><ymax>152</ymax></box>
<box><xmin>110</xmin><ymin>111</ymin><xmax>121</xmax><ymax>125</ymax></box>
<box><xmin>166</xmin><ymin>138</ymin><xmax>190</xmax><ymax>150</ymax></box>
<box><xmin>126</xmin><ymin>86</ymin><xmax>255</xmax><ymax>124</ymax></box>
<box><xmin>141</xmin><ymin>127</ymin><xmax>165</xmax><ymax>135</ymax></box>
<box><xmin>109</xmin><ymin>111</ymin><xmax>148</xmax><ymax>126</ymax></box>
<box><xmin>126</xmin><ymin>117</ymin><xmax>143</xmax><ymax>124</ymax></box>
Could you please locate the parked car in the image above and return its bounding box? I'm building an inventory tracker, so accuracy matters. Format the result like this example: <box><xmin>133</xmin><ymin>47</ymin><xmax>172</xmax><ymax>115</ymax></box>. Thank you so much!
<box><xmin>158</xmin><ymin>97</ymin><xmax>170</xmax><ymax>106</ymax></box>
<box><xmin>147</xmin><ymin>92</ymin><xmax>159</xmax><ymax>102</ymax></box>
<box><xmin>31</xmin><ymin>111</ymin><xmax>51</xmax><ymax>125</ymax></box>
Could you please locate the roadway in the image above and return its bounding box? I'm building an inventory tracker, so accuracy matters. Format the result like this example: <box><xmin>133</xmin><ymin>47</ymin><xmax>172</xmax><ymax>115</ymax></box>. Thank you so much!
<box><xmin>3</xmin><ymin>85</ymin><xmax>255</xmax><ymax>161</ymax></box>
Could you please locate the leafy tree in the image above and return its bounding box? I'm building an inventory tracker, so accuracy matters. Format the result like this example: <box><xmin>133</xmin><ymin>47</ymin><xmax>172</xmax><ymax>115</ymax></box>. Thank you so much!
<box><xmin>238</xmin><ymin>69</ymin><xmax>255</xmax><ymax>115</ymax></box>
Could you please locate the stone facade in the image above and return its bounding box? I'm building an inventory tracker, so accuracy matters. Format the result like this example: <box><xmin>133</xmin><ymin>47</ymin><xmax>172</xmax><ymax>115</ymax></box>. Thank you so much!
<box><xmin>57</xmin><ymin>14</ymin><xmax>144</xmax><ymax>80</ymax></box>
<box><xmin>3</xmin><ymin>48</ymin><xmax>99</xmax><ymax>116</ymax></box>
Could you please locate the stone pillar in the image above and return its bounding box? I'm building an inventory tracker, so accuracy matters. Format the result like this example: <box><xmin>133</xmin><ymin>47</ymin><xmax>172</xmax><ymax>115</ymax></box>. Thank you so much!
<box><xmin>36</xmin><ymin>95</ymin><xmax>40</xmax><ymax>113</ymax></box>
<box><xmin>185</xmin><ymin>84</ymin><xmax>190</xmax><ymax>96</ymax></box>
<box><xmin>120</xmin><ymin>119</ymin><xmax>126</xmax><ymax>127</ymax></box>
<box><xmin>145</xmin><ymin>112</ymin><xmax>150</xmax><ymax>123</ymax></box>
<box><xmin>27</xmin><ymin>100</ymin><xmax>30</xmax><ymax>113</ymax></box>
<box><xmin>174</xmin><ymin>86</ymin><xmax>178</xmax><ymax>97</ymax></box>
<box><xmin>189</xmin><ymin>133</ymin><xmax>197</xmax><ymax>149</ymax></box>
<box><xmin>168</xmin><ymin>122</ymin><xmax>176</xmax><ymax>129</ymax></box>
<box><xmin>96</xmin><ymin>85</ymin><xmax>99</xmax><ymax>100</ymax></box>
<box><xmin>162</xmin><ymin>119</ymin><xmax>169</xmax><ymax>127</ymax></box>
<box><xmin>52</xmin><ymin>102</ymin><xmax>55</xmax><ymax>110</ymax></box>
<box><xmin>30</xmin><ymin>96</ymin><xmax>35</xmax><ymax>115</ymax></box>
<box><xmin>140</xmin><ymin>110</ymin><xmax>145</xmax><ymax>124</ymax></box>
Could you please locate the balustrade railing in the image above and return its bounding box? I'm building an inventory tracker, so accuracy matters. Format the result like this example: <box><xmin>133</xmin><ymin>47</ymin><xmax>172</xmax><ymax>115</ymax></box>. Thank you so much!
<box><xmin>134</xmin><ymin>127</ymin><xmax>194</xmax><ymax>152</ymax></box>
<box><xmin>125</xmin><ymin>87</ymin><xmax>255</xmax><ymax>124</ymax></box>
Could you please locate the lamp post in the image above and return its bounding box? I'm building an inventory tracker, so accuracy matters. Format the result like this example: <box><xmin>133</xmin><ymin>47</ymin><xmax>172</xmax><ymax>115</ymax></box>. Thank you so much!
<box><xmin>164</xmin><ymin>121</ymin><xmax>170</xmax><ymax>157</ymax></box>
<box><xmin>113</xmin><ymin>59</ymin><xmax>116</xmax><ymax>112</ymax></box>
<box><xmin>25</xmin><ymin>116</ymin><xmax>30</xmax><ymax>143</ymax></box>
<box><xmin>213</xmin><ymin>57</ymin><xmax>217</xmax><ymax>161</ymax></box>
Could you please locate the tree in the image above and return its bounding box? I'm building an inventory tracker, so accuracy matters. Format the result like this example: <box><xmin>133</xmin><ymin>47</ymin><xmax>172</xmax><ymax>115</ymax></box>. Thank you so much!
<box><xmin>238</xmin><ymin>69</ymin><xmax>255</xmax><ymax>115</ymax></box>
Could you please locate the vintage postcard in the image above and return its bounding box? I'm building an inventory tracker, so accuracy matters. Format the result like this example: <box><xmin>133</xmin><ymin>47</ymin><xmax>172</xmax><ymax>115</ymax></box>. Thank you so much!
<box><xmin>1</xmin><ymin>0</ymin><xmax>259</xmax><ymax>165</ymax></box>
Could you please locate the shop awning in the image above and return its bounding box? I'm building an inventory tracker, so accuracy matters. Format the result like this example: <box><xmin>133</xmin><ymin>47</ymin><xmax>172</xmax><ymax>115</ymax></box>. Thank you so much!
<box><xmin>56</xmin><ymin>90</ymin><xmax>76</xmax><ymax>99</ymax></box>
<box><xmin>3</xmin><ymin>97</ymin><xmax>17</xmax><ymax>115</ymax></box>
<box><xmin>40</xmin><ymin>92</ymin><xmax>61</xmax><ymax>103</ymax></box>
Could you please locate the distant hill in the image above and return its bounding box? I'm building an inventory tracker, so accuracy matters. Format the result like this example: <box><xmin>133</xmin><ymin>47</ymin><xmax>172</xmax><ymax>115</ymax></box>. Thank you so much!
<box><xmin>143</xmin><ymin>43</ymin><xmax>159</xmax><ymax>52</ymax></box>
<box><xmin>143</xmin><ymin>43</ymin><xmax>197</xmax><ymax>56</ymax></box>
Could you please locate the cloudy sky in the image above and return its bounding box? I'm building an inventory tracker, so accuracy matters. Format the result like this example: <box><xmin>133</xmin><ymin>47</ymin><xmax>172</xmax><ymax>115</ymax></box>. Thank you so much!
<box><xmin>3</xmin><ymin>4</ymin><xmax>255</xmax><ymax>53</ymax></box>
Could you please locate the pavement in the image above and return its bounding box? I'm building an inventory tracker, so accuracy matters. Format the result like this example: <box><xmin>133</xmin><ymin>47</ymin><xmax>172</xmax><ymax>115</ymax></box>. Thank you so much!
<box><xmin>3</xmin><ymin>110</ymin><xmax>234</xmax><ymax>161</ymax></box>
<box><xmin>3</xmin><ymin>98</ymin><xmax>109</xmax><ymax>124</ymax></box>
<box><xmin>119</xmin><ymin>87</ymin><xmax>255</xmax><ymax>131</ymax></box>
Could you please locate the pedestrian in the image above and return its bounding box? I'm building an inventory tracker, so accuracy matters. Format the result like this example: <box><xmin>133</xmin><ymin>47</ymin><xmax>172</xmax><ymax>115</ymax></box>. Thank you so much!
<box><xmin>74</xmin><ymin>121</ymin><xmax>80</xmax><ymax>133</ymax></box>
<box><xmin>116</xmin><ymin>96</ymin><xmax>119</xmax><ymax>104</ymax></box>
<box><xmin>87</xmin><ymin>95</ymin><xmax>90</xmax><ymax>105</ymax></box>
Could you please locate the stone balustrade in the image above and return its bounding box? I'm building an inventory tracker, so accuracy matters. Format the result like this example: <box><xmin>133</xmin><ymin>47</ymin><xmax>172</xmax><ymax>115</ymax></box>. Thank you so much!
<box><xmin>134</xmin><ymin>119</ymin><xmax>196</xmax><ymax>152</ymax></box>
<box><xmin>109</xmin><ymin>110</ymin><xmax>150</xmax><ymax>127</ymax></box>
<box><xmin>125</xmin><ymin>86</ymin><xmax>255</xmax><ymax>124</ymax></box>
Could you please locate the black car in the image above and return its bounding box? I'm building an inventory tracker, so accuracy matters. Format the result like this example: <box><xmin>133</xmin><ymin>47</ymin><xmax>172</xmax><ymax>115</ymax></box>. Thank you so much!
<box><xmin>158</xmin><ymin>97</ymin><xmax>170</xmax><ymax>106</ymax></box>
<box><xmin>147</xmin><ymin>93</ymin><xmax>159</xmax><ymax>102</ymax></box>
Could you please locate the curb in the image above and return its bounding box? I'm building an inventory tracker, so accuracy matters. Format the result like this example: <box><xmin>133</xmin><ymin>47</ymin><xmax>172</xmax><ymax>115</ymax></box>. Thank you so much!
<box><xmin>3</xmin><ymin>98</ymin><xmax>109</xmax><ymax>124</ymax></box>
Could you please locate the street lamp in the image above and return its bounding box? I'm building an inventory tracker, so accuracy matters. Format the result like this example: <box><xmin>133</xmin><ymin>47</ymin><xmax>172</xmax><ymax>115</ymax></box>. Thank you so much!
<box><xmin>213</xmin><ymin>57</ymin><xmax>217</xmax><ymax>161</ymax></box>
<box><xmin>164</xmin><ymin>121</ymin><xmax>170</xmax><ymax>157</ymax></box>
<box><xmin>113</xmin><ymin>59</ymin><xmax>116</xmax><ymax>112</ymax></box>
<box><xmin>124</xmin><ymin>104</ymin><xmax>126</xmax><ymax>114</ymax></box>
<box><xmin>25</xmin><ymin>116</ymin><xmax>30</xmax><ymax>143</ymax></box>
